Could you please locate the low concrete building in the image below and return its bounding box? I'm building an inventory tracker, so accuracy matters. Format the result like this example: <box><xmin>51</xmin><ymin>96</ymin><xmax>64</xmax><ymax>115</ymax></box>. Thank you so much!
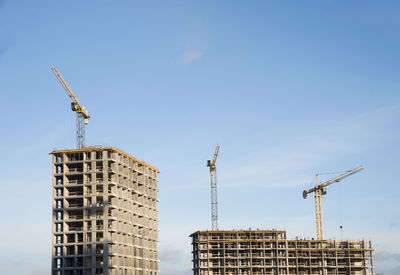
<box><xmin>190</xmin><ymin>230</ymin><xmax>374</xmax><ymax>275</ymax></box>
<box><xmin>51</xmin><ymin>147</ymin><xmax>159</xmax><ymax>275</ymax></box>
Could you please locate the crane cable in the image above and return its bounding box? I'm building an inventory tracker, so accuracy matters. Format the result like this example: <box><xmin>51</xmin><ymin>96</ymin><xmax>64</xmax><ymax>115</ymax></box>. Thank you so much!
<box><xmin>318</xmin><ymin>169</ymin><xmax>350</xmax><ymax>176</ymax></box>
<box><xmin>338</xmin><ymin>182</ymin><xmax>343</xmax><ymax>241</ymax></box>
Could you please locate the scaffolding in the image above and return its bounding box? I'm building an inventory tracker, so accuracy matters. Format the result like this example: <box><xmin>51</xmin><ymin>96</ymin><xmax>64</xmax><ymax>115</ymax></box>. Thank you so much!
<box><xmin>190</xmin><ymin>230</ymin><xmax>374</xmax><ymax>275</ymax></box>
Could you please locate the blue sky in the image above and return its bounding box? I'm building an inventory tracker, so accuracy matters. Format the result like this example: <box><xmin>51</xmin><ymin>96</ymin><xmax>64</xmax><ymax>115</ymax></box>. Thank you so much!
<box><xmin>0</xmin><ymin>1</ymin><xmax>400</xmax><ymax>274</ymax></box>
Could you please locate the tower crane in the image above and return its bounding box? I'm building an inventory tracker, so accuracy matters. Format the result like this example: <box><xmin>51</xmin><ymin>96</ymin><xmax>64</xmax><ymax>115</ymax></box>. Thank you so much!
<box><xmin>207</xmin><ymin>144</ymin><xmax>220</xmax><ymax>230</ymax></box>
<box><xmin>51</xmin><ymin>66</ymin><xmax>90</xmax><ymax>149</ymax></box>
<box><xmin>303</xmin><ymin>165</ymin><xmax>364</xmax><ymax>241</ymax></box>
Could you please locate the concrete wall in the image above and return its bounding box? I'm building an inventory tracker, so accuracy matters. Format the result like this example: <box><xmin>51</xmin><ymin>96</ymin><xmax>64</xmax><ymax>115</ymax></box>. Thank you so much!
<box><xmin>51</xmin><ymin>148</ymin><xmax>159</xmax><ymax>275</ymax></box>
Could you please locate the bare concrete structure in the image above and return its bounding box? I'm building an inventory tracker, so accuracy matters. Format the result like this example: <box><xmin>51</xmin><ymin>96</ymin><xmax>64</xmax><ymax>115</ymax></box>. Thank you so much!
<box><xmin>51</xmin><ymin>147</ymin><xmax>159</xmax><ymax>275</ymax></box>
<box><xmin>191</xmin><ymin>230</ymin><xmax>374</xmax><ymax>275</ymax></box>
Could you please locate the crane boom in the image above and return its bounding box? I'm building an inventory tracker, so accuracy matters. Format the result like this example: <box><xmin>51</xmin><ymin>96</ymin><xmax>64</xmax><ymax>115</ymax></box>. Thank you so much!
<box><xmin>51</xmin><ymin>66</ymin><xmax>90</xmax><ymax>149</ymax></box>
<box><xmin>303</xmin><ymin>165</ymin><xmax>364</xmax><ymax>199</ymax></box>
<box><xmin>207</xmin><ymin>144</ymin><xmax>220</xmax><ymax>230</ymax></box>
<box><xmin>211</xmin><ymin>145</ymin><xmax>220</xmax><ymax>168</ymax></box>
<box><xmin>51</xmin><ymin>66</ymin><xmax>90</xmax><ymax>122</ymax></box>
<box><xmin>303</xmin><ymin>165</ymin><xmax>364</xmax><ymax>240</ymax></box>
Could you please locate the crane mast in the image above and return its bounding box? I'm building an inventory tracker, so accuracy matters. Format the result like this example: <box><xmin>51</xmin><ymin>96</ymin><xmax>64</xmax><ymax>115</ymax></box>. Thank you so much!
<box><xmin>207</xmin><ymin>144</ymin><xmax>220</xmax><ymax>230</ymax></box>
<box><xmin>303</xmin><ymin>165</ymin><xmax>364</xmax><ymax>240</ymax></box>
<box><xmin>51</xmin><ymin>66</ymin><xmax>90</xmax><ymax>149</ymax></box>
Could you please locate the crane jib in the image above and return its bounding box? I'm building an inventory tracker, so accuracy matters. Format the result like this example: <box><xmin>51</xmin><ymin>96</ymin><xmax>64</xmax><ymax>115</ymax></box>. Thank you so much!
<box><xmin>51</xmin><ymin>66</ymin><xmax>90</xmax><ymax>149</ymax></box>
<box><xmin>303</xmin><ymin>165</ymin><xmax>364</xmax><ymax>198</ymax></box>
<box><xmin>51</xmin><ymin>66</ymin><xmax>90</xmax><ymax>120</ymax></box>
<box><xmin>303</xmin><ymin>165</ymin><xmax>364</xmax><ymax>241</ymax></box>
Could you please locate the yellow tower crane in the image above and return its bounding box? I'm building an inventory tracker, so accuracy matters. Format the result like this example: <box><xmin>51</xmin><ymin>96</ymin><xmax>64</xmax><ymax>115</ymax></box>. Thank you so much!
<box><xmin>302</xmin><ymin>165</ymin><xmax>364</xmax><ymax>241</ymax></box>
<box><xmin>51</xmin><ymin>66</ymin><xmax>90</xmax><ymax>149</ymax></box>
<box><xmin>207</xmin><ymin>144</ymin><xmax>220</xmax><ymax>230</ymax></box>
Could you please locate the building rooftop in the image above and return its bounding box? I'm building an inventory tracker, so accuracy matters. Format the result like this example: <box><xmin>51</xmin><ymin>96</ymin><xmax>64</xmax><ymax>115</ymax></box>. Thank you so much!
<box><xmin>50</xmin><ymin>146</ymin><xmax>160</xmax><ymax>173</ymax></box>
<box><xmin>190</xmin><ymin>229</ymin><xmax>286</xmax><ymax>237</ymax></box>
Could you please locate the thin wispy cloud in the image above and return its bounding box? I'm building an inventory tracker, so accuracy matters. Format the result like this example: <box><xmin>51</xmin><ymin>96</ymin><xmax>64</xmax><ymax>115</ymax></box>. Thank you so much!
<box><xmin>374</xmin><ymin>251</ymin><xmax>400</xmax><ymax>275</ymax></box>
<box><xmin>178</xmin><ymin>49</ymin><xmax>203</xmax><ymax>63</ymax></box>
<box><xmin>159</xmin><ymin>247</ymin><xmax>182</xmax><ymax>263</ymax></box>
<box><xmin>160</xmin><ymin>103</ymin><xmax>400</xmax><ymax>191</ymax></box>
<box><xmin>161</xmin><ymin>268</ymin><xmax>192</xmax><ymax>275</ymax></box>
<box><xmin>159</xmin><ymin>246</ymin><xmax>191</xmax><ymax>275</ymax></box>
<box><xmin>219</xmin><ymin>104</ymin><xmax>400</xmax><ymax>189</ymax></box>
<box><xmin>375</xmin><ymin>251</ymin><xmax>400</xmax><ymax>262</ymax></box>
<box><xmin>386</xmin><ymin>266</ymin><xmax>400</xmax><ymax>275</ymax></box>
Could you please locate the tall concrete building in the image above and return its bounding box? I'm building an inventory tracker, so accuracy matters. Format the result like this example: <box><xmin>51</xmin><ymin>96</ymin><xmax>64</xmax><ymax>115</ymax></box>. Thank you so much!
<box><xmin>191</xmin><ymin>230</ymin><xmax>374</xmax><ymax>275</ymax></box>
<box><xmin>51</xmin><ymin>147</ymin><xmax>159</xmax><ymax>275</ymax></box>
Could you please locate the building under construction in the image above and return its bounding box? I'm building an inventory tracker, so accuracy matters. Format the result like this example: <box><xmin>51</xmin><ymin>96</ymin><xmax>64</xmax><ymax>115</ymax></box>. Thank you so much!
<box><xmin>51</xmin><ymin>147</ymin><xmax>159</xmax><ymax>275</ymax></box>
<box><xmin>190</xmin><ymin>230</ymin><xmax>374</xmax><ymax>275</ymax></box>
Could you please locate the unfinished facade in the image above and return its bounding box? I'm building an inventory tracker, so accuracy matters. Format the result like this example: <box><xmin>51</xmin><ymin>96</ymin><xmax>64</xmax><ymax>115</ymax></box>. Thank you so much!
<box><xmin>191</xmin><ymin>230</ymin><xmax>374</xmax><ymax>275</ymax></box>
<box><xmin>51</xmin><ymin>147</ymin><xmax>159</xmax><ymax>275</ymax></box>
